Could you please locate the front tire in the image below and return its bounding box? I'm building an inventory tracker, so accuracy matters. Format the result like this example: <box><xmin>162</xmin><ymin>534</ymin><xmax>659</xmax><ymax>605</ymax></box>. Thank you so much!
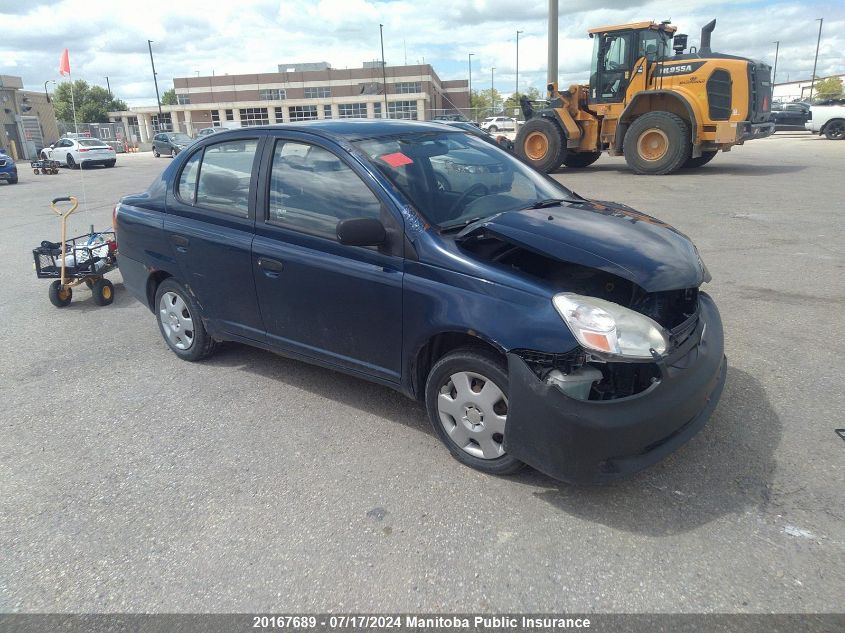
<box><xmin>515</xmin><ymin>117</ymin><xmax>566</xmax><ymax>173</ymax></box>
<box><xmin>9</xmin><ymin>174</ymin><xmax>18</xmax><ymax>184</ymax></box>
<box><xmin>170</xmin><ymin>148</ymin><xmax>177</xmax><ymax>158</ymax></box>
<box><xmin>48</xmin><ymin>280</ymin><xmax>72</xmax><ymax>308</ymax></box>
<box><xmin>154</xmin><ymin>279</ymin><xmax>216</xmax><ymax>361</ymax></box>
<box><xmin>683</xmin><ymin>150</ymin><xmax>718</xmax><ymax>169</ymax></box>
<box><xmin>425</xmin><ymin>348</ymin><xmax>524</xmax><ymax>476</ymax></box>
<box><xmin>153</xmin><ymin>150</ymin><xmax>160</xmax><ymax>157</ymax></box>
<box><xmin>823</xmin><ymin>119</ymin><xmax>845</xmax><ymax>140</ymax></box>
<box><xmin>623</xmin><ymin>111</ymin><xmax>691</xmax><ymax>175</ymax></box>
<box><xmin>91</xmin><ymin>278</ymin><xmax>114</xmax><ymax>306</ymax></box>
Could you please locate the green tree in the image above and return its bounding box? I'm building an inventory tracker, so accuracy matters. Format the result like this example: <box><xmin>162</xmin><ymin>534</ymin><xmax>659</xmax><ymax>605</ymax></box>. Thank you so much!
<box><xmin>161</xmin><ymin>88</ymin><xmax>177</xmax><ymax>105</ymax></box>
<box><xmin>814</xmin><ymin>76</ymin><xmax>844</xmax><ymax>101</ymax></box>
<box><xmin>470</xmin><ymin>88</ymin><xmax>504</xmax><ymax>119</ymax></box>
<box><xmin>503</xmin><ymin>86</ymin><xmax>543</xmax><ymax>115</ymax></box>
<box><xmin>53</xmin><ymin>80</ymin><xmax>128</xmax><ymax>124</ymax></box>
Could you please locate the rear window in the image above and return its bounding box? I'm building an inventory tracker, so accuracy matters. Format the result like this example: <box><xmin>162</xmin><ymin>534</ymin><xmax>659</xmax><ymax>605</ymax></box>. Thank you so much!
<box><xmin>78</xmin><ymin>139</ymin><xmax>107</xmax><ymax>147</ymax></box>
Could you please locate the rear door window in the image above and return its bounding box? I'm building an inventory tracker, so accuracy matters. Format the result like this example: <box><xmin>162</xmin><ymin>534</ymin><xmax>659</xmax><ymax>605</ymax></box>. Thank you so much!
<box><xmin>194</xmin><ymin>139</ymin><xmax>259</xmax><ymax>217</ymax></box>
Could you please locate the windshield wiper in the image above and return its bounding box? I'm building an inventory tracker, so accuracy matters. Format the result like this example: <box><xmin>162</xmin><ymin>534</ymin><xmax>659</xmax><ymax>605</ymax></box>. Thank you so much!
<box><xmin>440</xmin><ymin>216</ymin><xmax>487</xmax><ymax>232</ymax></box>
<box><xmin>522</xmin><ymin>198</ymin><xmax>573</xmax><ymax>209</ymax></box>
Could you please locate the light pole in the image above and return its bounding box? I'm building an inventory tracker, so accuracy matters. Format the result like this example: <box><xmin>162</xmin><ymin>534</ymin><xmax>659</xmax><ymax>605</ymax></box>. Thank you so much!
<box><xmin>104</xmin><ymin>76</ymin><xmax>112</xmax><ymax>99</ymax></box>
<box><xmin>379</xmin><ymin>24</ymin><xmax>389</xmax><ymax>118</ymax></box>
<box><xmin>772</xmin><ymin>41</ymin><xmax>779</xmax><ymax>86</ymax></box>
<box><xmin>516</xmin><ymin>30</ymin><xmax>523</xmax><ymax>101</ymax></box>
<box><xmin>491</xmin><ymin>67</ymin><xmax>496</xmax><ymax>116</ymax></box>
<box><xmin>468</xmin><ymin>53</ymin><xmax>474</xmax><ymax>119</ymax></box>
<box><xmin>809</xmin><ymin>18</ymin><xmax>823</xmax><ymax>101</ymax></box>
<box><xmin>548</xmin><ymin>0</ymin><xmax>558</xmax><ymax>87</ymax></box>
<box><xmin>147</xmin><ymin>40</ymin><xmax>164</xmax><ymax>130</ymax></box>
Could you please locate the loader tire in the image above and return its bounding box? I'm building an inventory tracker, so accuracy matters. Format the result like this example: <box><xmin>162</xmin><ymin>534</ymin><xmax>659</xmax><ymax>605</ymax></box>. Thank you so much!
<box><xmin>623</xmin><ymin>112</ymin><xmax>691</xmax><ymax>175</ymax></box>
<box><xmin>515</xmin><ymin>117</ymin><xmax>566</xmax><ymax>173</ymax></box>
<box><xmin>562</xmin><ymin>151</ymin><xmax>602</xmax><ymax>168</ymax></box>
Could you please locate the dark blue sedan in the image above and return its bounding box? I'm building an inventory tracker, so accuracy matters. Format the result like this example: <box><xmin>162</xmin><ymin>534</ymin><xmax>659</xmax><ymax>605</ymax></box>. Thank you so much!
<box><xmin>115</xmin><ymin>120</ymin><xmax>726</xmax><ymax>483</ymax></box>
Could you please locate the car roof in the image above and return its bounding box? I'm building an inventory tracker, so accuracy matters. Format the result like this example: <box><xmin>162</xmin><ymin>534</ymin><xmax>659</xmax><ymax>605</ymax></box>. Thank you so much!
<box><xmin>203</xmin><ymin>119</ymin><xmax>464</xmax><ymax>142</ymax></box>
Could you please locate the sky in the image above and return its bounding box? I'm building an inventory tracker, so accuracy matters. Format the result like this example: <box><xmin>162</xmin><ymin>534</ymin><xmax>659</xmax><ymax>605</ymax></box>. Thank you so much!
<box><xmin>1</xmin><ymin>0</ymin><xmax>843</xmax><ymax>107</ymax></box>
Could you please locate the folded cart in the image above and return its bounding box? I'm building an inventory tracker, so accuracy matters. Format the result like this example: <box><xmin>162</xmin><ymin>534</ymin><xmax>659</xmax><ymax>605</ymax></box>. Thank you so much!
<box><xmin>32</xmin><ymin>196</ymin><xmax>118</xmax><ymax>307</ymax></box>
<box><xmin>30</xmin><ymin>159</ymin><xmax>61</xmax><ymax>175</ymax></box>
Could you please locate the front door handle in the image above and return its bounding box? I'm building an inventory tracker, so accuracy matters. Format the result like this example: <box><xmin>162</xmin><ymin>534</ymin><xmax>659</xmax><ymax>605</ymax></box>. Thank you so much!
<box><xmin>257</xmin><ymin>257</ymin><xmax>284</xmax><ymax>276</ymax></box>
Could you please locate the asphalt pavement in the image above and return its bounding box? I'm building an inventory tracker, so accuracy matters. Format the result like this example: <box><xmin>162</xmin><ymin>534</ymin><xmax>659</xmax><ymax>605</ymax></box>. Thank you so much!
<box><xmin>0</xmin><ymin>134</ymin><xmax>842</xmax><ymax>613</ymax></box>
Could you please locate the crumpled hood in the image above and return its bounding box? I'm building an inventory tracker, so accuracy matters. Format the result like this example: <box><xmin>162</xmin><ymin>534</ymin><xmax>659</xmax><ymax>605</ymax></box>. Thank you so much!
<box><xmin>458</xmin><ymin>199</ymin><xmax>709</xmax><ymax>292</ymax></box>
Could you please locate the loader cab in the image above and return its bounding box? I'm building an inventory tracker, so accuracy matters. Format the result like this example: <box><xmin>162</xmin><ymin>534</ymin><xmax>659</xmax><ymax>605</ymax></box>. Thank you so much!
<box><xmin>588</xmin><ymin>22</ymin><xmax>674</xmax><ymax>104</ymax></box>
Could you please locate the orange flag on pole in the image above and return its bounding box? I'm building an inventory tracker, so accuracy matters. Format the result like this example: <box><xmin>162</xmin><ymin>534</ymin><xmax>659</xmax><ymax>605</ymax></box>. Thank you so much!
<box><xmin>59</xmin><ymin>49</ymin><xmax>70</xmax><ymax>76</ymax></box>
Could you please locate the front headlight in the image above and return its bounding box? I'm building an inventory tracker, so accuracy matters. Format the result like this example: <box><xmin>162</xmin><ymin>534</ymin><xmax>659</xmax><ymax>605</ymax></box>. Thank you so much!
<box><xmin>553</xmin><ymin>293</ymin><xmax>668</xmax><ymax>359</ymax></box>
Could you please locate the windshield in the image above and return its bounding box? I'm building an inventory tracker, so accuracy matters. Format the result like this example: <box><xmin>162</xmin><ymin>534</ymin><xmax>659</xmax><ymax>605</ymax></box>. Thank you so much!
<box><xmin>169</xmin><ymin>134</ymin><xmax>192</xmax><ymax>142</ymax></box>
<box><xmin>355</xmin><ymin>131</ymin><xmax>577</xmax><ymax>229</ymax></box>
<box><xmin>78</xmin><ymin>139</ymin><xmax>107</xmax><ymax>147</ymax></box>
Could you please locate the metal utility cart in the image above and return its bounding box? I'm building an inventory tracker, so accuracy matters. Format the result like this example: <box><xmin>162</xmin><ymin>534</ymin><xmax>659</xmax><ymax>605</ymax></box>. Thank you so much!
<box><xmin>30</xmin><ymin>158</ymin><xmax>60</xmax><ymax>175</ymax></box>
<box><xmin>32</xmin><ymin>196</ymin><xmax>118</xmax><ymax>308</ymax></box>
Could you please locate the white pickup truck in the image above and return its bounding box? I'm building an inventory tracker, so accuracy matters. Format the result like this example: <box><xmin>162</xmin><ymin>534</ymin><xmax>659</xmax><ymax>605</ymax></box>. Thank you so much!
<box><xmin>805</xmin><ymin>103</ymin><xmax>845</xmax><ymax>140</ymax></box>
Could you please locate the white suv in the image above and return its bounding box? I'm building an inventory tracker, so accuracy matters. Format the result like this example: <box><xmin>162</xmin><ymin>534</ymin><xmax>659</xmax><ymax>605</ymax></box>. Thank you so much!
<box><xmin>480</xmin><ymin>116</ymin><xmax>516</xmax><ymax>133</ymax></box>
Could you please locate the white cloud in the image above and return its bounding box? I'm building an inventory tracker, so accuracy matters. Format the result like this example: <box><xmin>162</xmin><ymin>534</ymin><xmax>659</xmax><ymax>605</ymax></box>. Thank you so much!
<box><xmin>0</xmin><ymin>0</ymin><xmax>842</xmax><ymax>106</ymax></box>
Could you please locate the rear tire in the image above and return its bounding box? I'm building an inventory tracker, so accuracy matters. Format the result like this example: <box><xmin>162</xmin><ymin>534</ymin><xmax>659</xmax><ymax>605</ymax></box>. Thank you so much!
<box><xmin>66</xmin><ymin>154</ymin><xmax>77</xmax><ymax>169</ymax></box>
<box><xmin>91</xmin><ymin>278</ymin><xmax>115</xmax><ymax>306</ymax></box>
<box><xmin>683</xmin><ymin>151</ymin><xmax>718</xmax><ymax>169</ymax></box>
<box><xmin>48</xmin><ymin>280</ymin><xmax>72</xmax><ymax>308</ymax></box>
<box><xmin>154</xmin><ymin>279</ymin><xmax>216</xmax><ymax>362</ymax></box>
<box><xmin>105</xmin><ymin>160</ymin><xmax>116</xmax><ymax>168</ymax></box>
<box><xmin>823</xmin><ymin>119</ymin><xmax>845</xmax><ymax>140</ymax></box>
<box><xmin>425</xmin><ymin>348</ymin><xmax>524</xmax><ymax>476</ymax></box>
<box><xmin>515</xmin><ymin>117</ymin><xmax>567</xmax><ymax>174</ymax></box>
<box><xmin>562</xmin><ymin>151</ymin><xmax>602</xmax><ymax>168</ymax></box>
<box><xmin>488</xmin><ymin>125</ymin><xmax>498</xmax><ymax>133</ymax></box>
<box><xmin>623</xmin><ymin>111</ymin><xmax>691</xmax><ymax>175</ymax></box>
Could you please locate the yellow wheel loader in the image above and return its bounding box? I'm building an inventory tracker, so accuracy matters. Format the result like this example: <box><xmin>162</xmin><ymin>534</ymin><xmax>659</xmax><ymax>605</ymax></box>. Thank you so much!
<box><xmin>515</xmin><ymin>19</ymin><xmax>775</xmax><ymax>175</ymax></box>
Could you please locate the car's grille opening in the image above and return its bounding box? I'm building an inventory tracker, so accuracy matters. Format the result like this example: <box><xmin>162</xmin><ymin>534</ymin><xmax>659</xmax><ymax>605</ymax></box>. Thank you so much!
<box><xmin>707</xmin><ymin>69</ymin><xmax>732</xmax><ymax>121</ymax></box>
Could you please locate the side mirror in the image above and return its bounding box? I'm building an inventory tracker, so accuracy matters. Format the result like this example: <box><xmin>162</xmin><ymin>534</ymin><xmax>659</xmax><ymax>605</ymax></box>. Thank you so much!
<box><xmin>336</xmin><ymin>217</ymin><xmax>386</xmax><ymax>247</ymax></box>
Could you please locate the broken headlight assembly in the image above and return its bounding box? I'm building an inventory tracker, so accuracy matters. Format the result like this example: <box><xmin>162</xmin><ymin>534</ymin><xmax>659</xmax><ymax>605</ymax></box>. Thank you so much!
<box><xmin>553</xmin><ymin>293</ymin><xmax>669</xmax><ymax>359</ymax></box>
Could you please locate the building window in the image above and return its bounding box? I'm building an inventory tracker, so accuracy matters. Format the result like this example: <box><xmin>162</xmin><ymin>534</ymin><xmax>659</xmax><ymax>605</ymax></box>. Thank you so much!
<box><xmin>260</xmin><ymin>88</ymin><xmax>286</xmax><ymax>100</ymax></box>
<box><xmin>323</xmin><ymin>105</ymin><xmax>332</xmax><ymax>119</ymax></box>
<box><xmin>289</xmin><ymin>105</ymin><xmax>318</xmax><ymax>121</ymax></box>
<box><xmin>176</xmin><ymin>94</ymin><xmax>191</xmax><ymax>105</ymax></box>
<box><xmin>274</xmin><ymin>106</ymin><xmax>284</xmax><ymax>122</ymax></box>
<box><xmin>338</xmin><ymin>103</ymin><xmax>368</xmax><ymax>118</ymax></box>
<box><xmin>225</xmin><ymin>109</ymin><xmax>234</xmax><ymax>121</ymax></box>
<box><xmin>211</xmin><ymin>111</ymin><xmax>220</xmax><ymax>125</ymax></box>
<box><xmin>151</xmin><ymin>112</ymin><xmax>173</xmax><ymax>132</ymax></box>
<box><xmin>303</xmin><ymin>86</ymin><xmax>331</xmax><ymax>99</ymax></box>
<box><xmin>395</xmin><ymin>81</ymin><xmax>421</xmax><ymax>94</ymax></box>
<box><xmin>358</xmin><ymin>82</ymin><xmax>383</xmax><ymax>95</ymax></box>
<box><xmin>240</xmin><ymin>107</ymin><xmax>269</xmax><ymax>126</ymax></box>
<box><xmin>374</xmin><ymin>102</ymin><xmax>382</xmax><ymax>118</ymax></box>
<box><xmin>388</xmin><ymin>100</ymin><xmax>417</xmax><ymax>120</ymax></box>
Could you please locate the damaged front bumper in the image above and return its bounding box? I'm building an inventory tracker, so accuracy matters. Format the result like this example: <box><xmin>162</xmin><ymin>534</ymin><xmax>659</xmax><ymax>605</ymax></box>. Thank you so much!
<box><xmin>503</xmin><ymin>293</ymin><xmax>726</xmax><ymax>483</ymax></box>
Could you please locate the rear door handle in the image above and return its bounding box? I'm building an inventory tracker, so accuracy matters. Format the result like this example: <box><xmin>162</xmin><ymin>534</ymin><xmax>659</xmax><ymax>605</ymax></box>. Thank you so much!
<box><xmin>257</xmin><ymin>257</ymin><xmax>284</xmax><ymax>276</ymax></box>
<box><xmin>170</xmin><ymin>234</ymin><xmax>190</xmax><ymax>252</ymax></box>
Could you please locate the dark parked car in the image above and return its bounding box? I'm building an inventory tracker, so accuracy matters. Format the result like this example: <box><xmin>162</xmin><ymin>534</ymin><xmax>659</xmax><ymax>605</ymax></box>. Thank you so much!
<box><xmin>115</xmin><ymin>120</ymin><xmax>726</xmax><ymax>483</ymax></box>
<box><xmin>0</xmin><ymin>147</ymin><xmax>18</xmax><ymax>184</ymax></box>
<box><xmin>152</xmin><ymin>132</ymin><xmax>194</xmax><ymax>158</ymax></box>
<box><xmin>771</xmin><ymin>102</ymin><xmax>811</xmax><ymax>131</ymax></box>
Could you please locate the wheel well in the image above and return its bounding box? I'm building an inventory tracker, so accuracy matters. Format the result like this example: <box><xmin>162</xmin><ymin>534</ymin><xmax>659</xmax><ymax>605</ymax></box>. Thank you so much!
<box><xmin>617</xmin><ymin>92</ymin><xmax>696</xmax><ymax>149</ymax></box>
<box><xmin>146</xmin><ymin>270</ymin><xmax>172</xmax><ymax>311</ymax></box>
<box><xmin>412</xmin><ymin>332</ymin><xmax>506</xmax><ymax>400</ymax></box>
<box><xmin>821</xmin><ymin>118</ymin><xmax>845</xmax><ymax>132</ymax></box>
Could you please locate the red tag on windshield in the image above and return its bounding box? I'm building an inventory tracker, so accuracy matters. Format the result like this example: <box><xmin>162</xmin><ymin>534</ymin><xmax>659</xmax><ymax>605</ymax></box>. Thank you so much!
<box><xmin>380</xmin><ymin>152</ymin><xmax>413</xmax><ymax>167</ymax></box>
